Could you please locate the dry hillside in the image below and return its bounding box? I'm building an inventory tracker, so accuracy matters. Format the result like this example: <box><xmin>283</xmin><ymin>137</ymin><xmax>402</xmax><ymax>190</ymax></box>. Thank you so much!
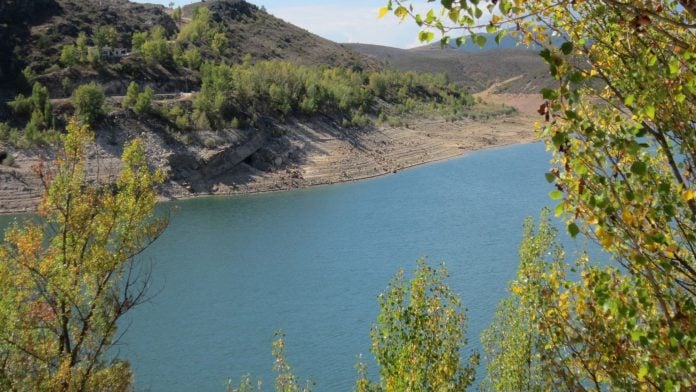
<box><xmin>346</xmin><ymin>44</ymin><xmax>553</xmax><ymax>93</ymax></box>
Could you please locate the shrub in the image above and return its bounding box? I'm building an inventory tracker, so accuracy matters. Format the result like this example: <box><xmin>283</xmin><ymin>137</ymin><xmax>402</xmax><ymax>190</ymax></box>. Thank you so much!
<box><xmin>60</xmin><ymin>45</ymin><xmax>78</xmax><ymax>67</ymax></box>
<box><xmin>71</xmin><ymin>82</ymin><xmax>105</xmax><ymax>125</ymax></box>
<box><xmin>8</xmin><ymin>94</ymin><xmax>33</xmax><ymax>116</ymax></box>
<box><xmin>123</xmin><ymin>81</ymin><xmax>139</xmax><ymax>109</ymax></box>
<box><xmin>62</xmin><ymin>77</ymin><xmax>73</xmax><ymax>95</ymax></box>
<box><xmin>133</xmin><ymin>87</ymin><xmax>154</xmax><ymax>115</ymax></box>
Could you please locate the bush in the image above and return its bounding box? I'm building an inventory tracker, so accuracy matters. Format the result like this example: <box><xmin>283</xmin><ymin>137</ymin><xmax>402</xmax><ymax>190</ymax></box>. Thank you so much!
<box><xmin>71</xmin><ymin>82</ymin><xmax>105</xmax><ymax>125</ymax></box>
<box><xmin>62</xmin><ymin>77</ymin><xmax>73</xmax><ymax>95</ymax></box>
<box><xmin>133</xmin><ymin>87</ymin><xmax>154</xmax><ymax>115</ymax></box>
<box><xmin>60</xmin><ymin>45</ymin><xmax>78</xmax><ymax>67</ymax></box>
<box><xmin>8</xmin><ymin>94</ymin><xmax>33</xmax><ymax>116</ymax></box>
<box><xmin>123</xmin><ymin>81</ymin><xmax>140</xmax><ymax>109</ymax></box>
<box><xmin>136</xmin><ymin>26</ymin><xmax>172</xmax><ymax>64</ymax></box>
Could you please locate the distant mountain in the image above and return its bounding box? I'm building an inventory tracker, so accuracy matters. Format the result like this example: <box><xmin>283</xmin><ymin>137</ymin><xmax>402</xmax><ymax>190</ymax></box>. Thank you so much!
<box><xmin>415</xmin><ymin>30</ymin><xmax>567</xmax><ymax>52</ymax></box>
<box><xmin>345</xmin><ymin>43</ymin><xmax>553</xmax><ymax>94</ymax></box>
<box><xmin>417</xmin><ymin>32</ymin><xmax>521</xmax><ymax>52</ymax></box>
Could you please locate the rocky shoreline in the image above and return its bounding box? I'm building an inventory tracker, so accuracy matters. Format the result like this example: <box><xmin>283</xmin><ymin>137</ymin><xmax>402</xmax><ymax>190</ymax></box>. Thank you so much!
<box><xmin>0</xmin><ymin>94</ymin><xmax>541</xmax><ymax>215</ymax></box>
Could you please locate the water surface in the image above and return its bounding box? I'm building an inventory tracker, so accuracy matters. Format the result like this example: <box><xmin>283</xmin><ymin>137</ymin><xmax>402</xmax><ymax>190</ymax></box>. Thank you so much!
<box><xmin>1</xmin><ymin>143</ymin><xmax>593</xmax><ymax>390</ymax></box>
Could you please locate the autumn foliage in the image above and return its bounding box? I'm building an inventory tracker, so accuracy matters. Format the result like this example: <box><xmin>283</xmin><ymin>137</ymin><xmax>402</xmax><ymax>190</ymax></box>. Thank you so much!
<box><xmin>384</xmin><ymin>0</ymin><xmax>695</xmax><ymax>389</ymax></box>
<box><xmin>0</xmin><ymin>119</ymin><xmax>166</xmax><ymax>391</ymax></box>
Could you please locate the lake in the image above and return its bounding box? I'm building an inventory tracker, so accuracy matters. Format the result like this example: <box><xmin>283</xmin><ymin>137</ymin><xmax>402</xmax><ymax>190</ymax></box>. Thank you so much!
<box><xmin>0</xmin><ymin>142</ymin><xmax>593</xmax><ymax>390</ymax></box>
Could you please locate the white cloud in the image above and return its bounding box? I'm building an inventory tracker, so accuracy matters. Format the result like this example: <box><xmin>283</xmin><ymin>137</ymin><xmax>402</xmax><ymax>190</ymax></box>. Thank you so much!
<box><xmin>266</xmin><ymin>4</ymin><xmax>425</xmax><ymax>49</ymax></box>
<box><xmin>134</xmin><ymin>0</ymin><xmax>450</xmax><ymax>49</ymax></box>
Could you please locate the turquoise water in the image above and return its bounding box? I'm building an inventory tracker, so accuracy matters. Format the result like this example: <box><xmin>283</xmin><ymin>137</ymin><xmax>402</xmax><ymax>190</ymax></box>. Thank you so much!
<box><xmin>0</xmin><ymin>143</ymin><xmax>593</xmax><ymax>390</ymax></box>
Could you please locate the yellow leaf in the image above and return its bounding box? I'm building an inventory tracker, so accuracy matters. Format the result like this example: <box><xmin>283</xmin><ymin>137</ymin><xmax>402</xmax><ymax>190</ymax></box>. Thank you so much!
<box><xmin>377</xmin><ymin>6</ymin><xmax>389</xmax><ymax>19</ymax></box>
<box><xmin>684</xmin><ymin>189</ymin><xmax>696</xmax><ymax>202</ymax></box>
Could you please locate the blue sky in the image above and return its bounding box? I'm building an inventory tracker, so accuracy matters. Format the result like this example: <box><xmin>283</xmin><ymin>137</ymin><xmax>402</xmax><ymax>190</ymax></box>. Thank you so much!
<box><xmin>131</xmin><ymin>0</ymin><xmax>424</xmax><ymax>48</ymax></box>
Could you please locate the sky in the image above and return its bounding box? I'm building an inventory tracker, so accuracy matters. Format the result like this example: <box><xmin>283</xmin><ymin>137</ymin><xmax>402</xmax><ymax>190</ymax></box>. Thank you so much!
<box><xmin>131</xmin><ymin>0</ymin><xmax>425</xmax><ymax>48</ymax></box>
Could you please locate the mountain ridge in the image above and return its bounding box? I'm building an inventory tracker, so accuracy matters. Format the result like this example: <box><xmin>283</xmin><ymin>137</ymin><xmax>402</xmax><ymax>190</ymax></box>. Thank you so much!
<box><xmin>345</xmin><ymin>43</ymin><xmax>552</xmax><ymax>94</ymax></box>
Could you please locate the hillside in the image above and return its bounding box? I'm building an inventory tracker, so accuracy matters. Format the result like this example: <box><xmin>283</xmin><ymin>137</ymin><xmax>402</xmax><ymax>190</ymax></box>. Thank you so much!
<box><xmin>0</xmin><ymin>0</ymin><xmax>377</xmax><ymax>99</ymax></box>
<box><xmin>182</xmin><ymin>0</ymin><xmax>375</xmax><ymax>70</ymax></box>
<box><xmin>346</xmin><ymin>43</ymin><xmax>553</xmax><ymax>93</ymax></box>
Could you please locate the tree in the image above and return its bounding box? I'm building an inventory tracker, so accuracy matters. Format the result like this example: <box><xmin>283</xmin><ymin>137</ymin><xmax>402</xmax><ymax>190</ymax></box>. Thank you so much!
<box><xmin>181</xmin><ymin>47</ymin><xmax>202</xmax><ymax>70</ymax></box>
<box><xmin>62</xmin><ymin>77</ymin><xmax>73</xmax><ymax>96</ymax></box>
<box><xmin>93</xmin><ymin>26</ymin><xmax>118</xmax><ymax>50</ymax></box>
<box><xmin>123</xmin><ymin>81</ymin><xmax>140</xmax><ymax>109</ymax></box>
<box><xmin>31</xmin><ymin>82</ymin><xmax>49</xmax><ymax>113</ymax></box>
<box><xmin>123</xmin><ymin>82</ymin><xmax>154</xmax><ymax>115</ymax></box>
<box><xmin>226</xmin><ymin>334</ymin><xmax>313</xmax><ymax>392</ymax></box>
<box><xmin>211</xmin><ymin>32</ymin><xmax>229</xmax><ymax>56</ymax></box>
<box><xmin>384</xmin><ymin>0</ymin><xmax>695</xmax><ymax>389</ymax></box>
<box><xmin>480</xmin><ymin>210</ymin><xmax>560</xmax><ymax>392</ymax></box>
<box><xmin>71</xmin><ymin>82</ymin><xmax>105</xmax><ymax>126</ymax></box>
<box><xmin>172</xmin><ymin>6</ymin><xmax>183</xmax><ymax>26</ymax></box>
<box><xmin>60</xmin><ymin>45</ymin><xmax>78</xmax><ymax>67</ymax></box>
<box><xmin>355</xmin><ymin>261</ymin><xmax>478</xmax><ymax>392</ymax></box>
<box><xmin>139</xmin><ymin>26</ymin><xmax>172</xmax><ymax>64</ymax></box>
<box><xmin>131</xmin><ymin>31</ymin><xmax>148</xmax><ymax>52</ymax></box>
<box><xmin>133</xmin><ymin>86</ymin><xmax>154</xmax><ymax>115</ymax></box>
<box><xmin>0</xmin><ymin>119</ymin><xmax>167</xmax><ymax>391</ymax></box>
<box><xmin>75</xmin><ymin>32</ymin><xmax>88</xmax><ymax>63</ymax></box>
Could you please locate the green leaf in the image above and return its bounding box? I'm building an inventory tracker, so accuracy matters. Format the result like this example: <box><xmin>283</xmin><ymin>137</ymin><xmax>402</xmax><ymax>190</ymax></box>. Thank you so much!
<box><xmin>565</xmin><ymin>110</ymin><xmax>579</xmax><ymax>121</ymax></box>
<box><xmin>645</xmin><ymin>105</ymin><xmax>655</xmax><ymax>119</ymax></box>
<box><xmin>669</xmin><ymin>59</ymin><xmax>679</xmax><ymax>75</ymax></box>
<box><xmin>554</xmin><ymin>203</ymin><xmax>564</xmax><ymax>217</ymax></box>
<box><xmin>439</xmin><ymin>36</ymin><xmax>450</xmax><ymax>48</ymax></box>
<box><xmin>545</xmin><ymin>172</ymin><xmax>555</xmax><ymax>183</ymax></box>
<box><xmin>542</xmin><ymin>88</ymin><xmax>558</xmax><ymax>100</ymax></box>
<box><xmin>631</xmin><ymin>161</ymin><xmax>647</xmax><ymax>176</ymax></box>
<box><xmin>425</xmin><ymin>9</ymin><xmax>436</xmax><ymax>23</ymax></box>
<box><xmin>455</xmin><ymin>36</ymin><xmax>466</xmax><ymax>47</ymax></box>
<box><xmin>560</xmin><ymin>41</ymin><xmax>573</xmax><ymax>55</ymax></box>
<box><xmin>394</xmin><ymin>6</ymin><xmax>408</xmax><ymax>20</ymax></box>
<box><xmin>418</xmin><ymin>31</ymin><xmax>435</xmax><ymax>43</ymax></box>
<box><xmin>448</xmin><ymin>8</ymin><xmax>460</xmax><ymax>23</ymax></box>
<box><xmin>474</xmin><ymin>34</ymin><xmax>487</xmax><ymax>48</ymax></box>
<box><xmin>500</xmin><ymin>0</ymin><xmax>512</xmax><ymax>14</ymax></box>
<box><xmin>624</xmin><ymin>94</ymin><xmax>635</xmax><ymax>106</ymax></box>
<box><xmin>568</xmin><ymin>71</ymin><xmax>584</xmax><ymax>83</ymax></box>
<box><xmin>549</xmin><ymin>190</ymin><xmax>564</xmax><ymax>200</ymax></box>
<box><xmin>568</xmin><ymin>223</ymin><xmax>579</xmax><ymax>238</ymax></box>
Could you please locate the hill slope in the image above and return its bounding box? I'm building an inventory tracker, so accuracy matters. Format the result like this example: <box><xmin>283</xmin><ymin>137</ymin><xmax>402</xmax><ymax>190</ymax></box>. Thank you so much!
<box><xmin>183</xmin><ymin>0</ymin><xmax>375</xmax><ymax>69</ymax></box>
<box><xmin>0</xmin><ymin>0</ymin><xmax>377</xmax><ymax>98</ymax></box>
<box><xmin>346</xmin><ymin>43</ymin><xmax>552</xmax><ymax>93</ymax></box>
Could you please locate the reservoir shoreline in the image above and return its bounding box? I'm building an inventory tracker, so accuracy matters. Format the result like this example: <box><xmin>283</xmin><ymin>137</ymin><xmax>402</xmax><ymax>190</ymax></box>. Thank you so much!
<box><xmin>0</xmin><ymin>94</ymin><xmax>541</xmax><ymax>215</ymax></box>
